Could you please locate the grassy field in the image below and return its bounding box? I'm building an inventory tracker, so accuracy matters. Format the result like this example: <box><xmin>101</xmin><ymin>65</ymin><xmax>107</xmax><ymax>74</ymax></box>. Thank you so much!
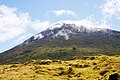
<box><xmin>0</xmin><ymin>55</ymin><xmax>119</xmax><ymax>80</ymax></box>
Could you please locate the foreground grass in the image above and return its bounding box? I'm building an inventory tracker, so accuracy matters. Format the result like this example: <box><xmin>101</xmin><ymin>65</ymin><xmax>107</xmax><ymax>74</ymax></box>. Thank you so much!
<box><xmin>0</xmin><ymin>55</ymin><xmax>120</xmax><ymax>80</ymax></box>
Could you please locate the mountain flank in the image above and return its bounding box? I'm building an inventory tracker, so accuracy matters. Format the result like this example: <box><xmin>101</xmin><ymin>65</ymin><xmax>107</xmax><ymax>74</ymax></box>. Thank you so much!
<box><xmin>0</xmin><ymin>20</ymin><xmax>120</xmax><ymax>64</ymax></box>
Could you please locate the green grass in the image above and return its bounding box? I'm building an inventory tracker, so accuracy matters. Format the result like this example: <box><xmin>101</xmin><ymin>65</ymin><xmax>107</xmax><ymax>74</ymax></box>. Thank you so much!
<box><xmin>0</xmin><ymin>46</ymin><xmax>120</xmax><ymax>64</ymax></box>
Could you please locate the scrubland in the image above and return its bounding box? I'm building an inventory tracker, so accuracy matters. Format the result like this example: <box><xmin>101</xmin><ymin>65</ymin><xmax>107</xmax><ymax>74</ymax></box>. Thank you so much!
<box><xmin>0</xmin><ymin>55</ymin><xmax>119</xmax><ymax>80</ymax></box>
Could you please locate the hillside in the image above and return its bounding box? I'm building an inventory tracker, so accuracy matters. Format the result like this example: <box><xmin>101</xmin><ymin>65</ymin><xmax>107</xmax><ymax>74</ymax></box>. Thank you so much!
<box><xmin>0</xmin><ymin>55</ymin><xmax>119</xmax><ymax>80</ymax></box>
<box><xmin>0</xmin><ymin>20</ymin><xmax>120</xmax><ymax>64</ymax></box>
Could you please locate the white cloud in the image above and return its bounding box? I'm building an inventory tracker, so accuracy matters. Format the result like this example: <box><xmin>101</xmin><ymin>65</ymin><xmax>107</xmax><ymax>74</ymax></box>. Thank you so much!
<box><xmin>31</xmin><ymin>20</ymin><xmax>50</xmax><ymax>32</ymax></box>
<box><xmin>0</xmin><ymin>5</ymin><xmax>31</xmax><ymax>43</ymax></box>
<box><xmin>101</xmin><ymin>0</ymin><xmax>120</xmax><ymax>19</ymax></box>
<box><xmin>54</xmin><ymin>19</ymin><xmax>110</xmax><ymax>29</ymax></box>
<box><xmin>49</xmin><ymin>15</ymin><xmax>110</xmax><ymax>31</ymax></box>
<box><xmin>52</xmin><ymin>9</ymin><xmax>77</xmax><ymax>16</ymax></box>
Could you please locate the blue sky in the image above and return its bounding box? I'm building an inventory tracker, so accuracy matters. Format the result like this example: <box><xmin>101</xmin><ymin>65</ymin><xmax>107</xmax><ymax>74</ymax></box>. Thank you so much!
<box><xmin>0</xmin><ymin>0</ymin><xmax>120</xmax><ymax>52</ymax></box>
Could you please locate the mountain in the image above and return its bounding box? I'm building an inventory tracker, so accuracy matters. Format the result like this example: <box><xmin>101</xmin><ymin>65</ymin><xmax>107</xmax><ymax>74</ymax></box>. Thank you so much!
<box><xmin>0</xmin><ymin>20</ymin><xmax>120</xmax><ymax>64</ymax></box>
<box><xmin>21</xmin><ymin>20</ymin><xmax>120</xmax><ymax>48</ymax></box>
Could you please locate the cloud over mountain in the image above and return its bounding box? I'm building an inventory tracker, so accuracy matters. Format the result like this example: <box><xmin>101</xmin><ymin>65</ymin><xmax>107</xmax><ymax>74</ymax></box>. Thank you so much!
<box><xmin>52</xmin><ymin>9</ymin><xmax>77</xmax><ymax>16</ymax></box>
<box><xmin>0</xmin><ymin>5</ymin><xmax>31</xmax><ymax>43</ymax></box>
<box><xmin>31</xmin><ymin>20</ymin><xmax>50</xmax><ymax>32</ymax></box>
<box><xmin>101</xmin><ymin>0</ymin><xmax>120</xmax><ymax>19</ymax></box>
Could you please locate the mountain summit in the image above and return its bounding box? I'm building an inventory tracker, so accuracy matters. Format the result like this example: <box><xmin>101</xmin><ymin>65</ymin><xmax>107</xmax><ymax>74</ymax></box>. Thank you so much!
<box><xmin>0</xmin><ymin>20</ymin><xmax>120</xmax><ymax>63</ymax></box>
<box><xmin>22</xmin><ymin>20</ymin><xmax>112</xmax><ymax>45</ymax></box>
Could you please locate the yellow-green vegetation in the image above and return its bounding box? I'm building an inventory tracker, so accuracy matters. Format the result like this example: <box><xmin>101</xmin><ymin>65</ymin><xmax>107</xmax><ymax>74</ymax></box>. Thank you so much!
<box><xmin>0</xmin><ymin>55</ymin><xmax>120</xmax><ymax>80</ymax></box>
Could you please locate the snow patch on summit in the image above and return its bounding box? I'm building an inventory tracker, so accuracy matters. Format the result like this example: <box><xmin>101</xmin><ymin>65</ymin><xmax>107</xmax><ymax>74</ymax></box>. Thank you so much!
<box><xmin>54</xmin><ymin>31</ymin><xmax>69</xmax><ymax>40</ymax></box>
<box><xmin>48</xmin><ymin>22</ymin><xmax>64</xmax><ymax>30</ymax></box>
<box><xmin>34</xmin><ymin>33</ymin><xmax>44</xmax><ymax>40</ymax></box>
<box><xmin>48</xmin><ymin>20</ymin><xmax>109</xmax><ymax>31</ymax></box>
<box><xmin>54</xmin><ymin>28</ymin><xmax>75</xmax><ymax>40</ymax></box>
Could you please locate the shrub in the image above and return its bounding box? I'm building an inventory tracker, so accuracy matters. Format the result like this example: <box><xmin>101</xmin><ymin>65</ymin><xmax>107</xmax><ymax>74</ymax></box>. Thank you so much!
<box><xmin>58</xmin><ymin>67</ymin><xmax>64</xmax><ymax>70</ymax></box>
<box><xmin>52</xmin><ymin>60</ymin><xmax>62</xmax><ymax>64</ymax></box>
<box><xmin>90</xmin><ymin>56</ymin><xmax>95</xmax><ymax>60</ymax></box>
<box><xmin>72</xmin><ymin>45</ymin><xmax>77</xmax><ymax>51</ymax></box>
<box><xmin>74</xmin><ymin>72</ymin><xmax>82</xmax><ymax>77</ymax></box>
<box><xmin>9</xmin><ymin>64</ymin><xmax>18</xmax><ymax>68</ymax></box>
<box><xmin>34</xmin><ymin>60</ymin><xmax>52</xmax><ymax>65</ymax></box>
<box><xmin>99</xmin><ymin>70</ymin><xmax>109</xmax><ymax>76</ymax></box>
<box><xmin>69</xmin><ymin>64</ymin><xmax>89</xmax><ymax>68</ymax></box>
<box><xmin>84</xmin><ymin>64</ymin><xmax>89</xmax><ymax>67</ymax></box>
<box><xmin>108</xmin><ymin>73</ymin><xmax>120</xmax><ymax>80</ymax></box>
<box><xmin>59</xmin><ymin>67</ymin><xmax>74</xmax><ymax>75</ymax></box>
